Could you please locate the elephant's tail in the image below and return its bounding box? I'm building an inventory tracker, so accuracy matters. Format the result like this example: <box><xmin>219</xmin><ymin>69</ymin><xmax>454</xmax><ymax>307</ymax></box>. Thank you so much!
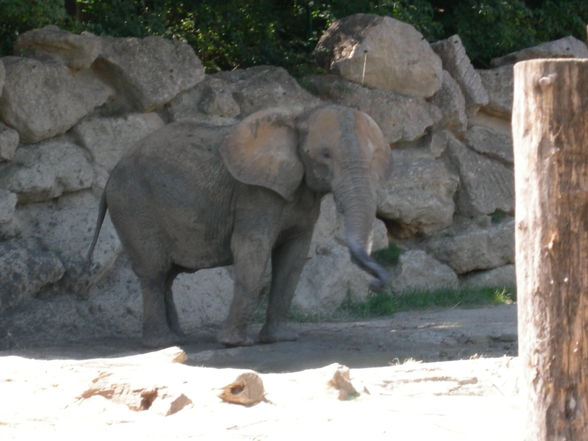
<box><xmin>86</xmin><ymin>191</ymin><xmax>108</xmax><ymax>263</ymax></box>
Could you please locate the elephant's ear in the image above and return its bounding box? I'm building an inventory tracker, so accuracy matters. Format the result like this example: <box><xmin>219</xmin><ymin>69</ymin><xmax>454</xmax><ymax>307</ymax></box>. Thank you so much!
<box><xmin>220</xmin><ymin>107</ymin><xmax>304</xmax><ymax>201</ymax></box>
<box><xmin>359</xmin><ymin>112</ymin><xmax>392</xmax><ymax>183</ymax></box>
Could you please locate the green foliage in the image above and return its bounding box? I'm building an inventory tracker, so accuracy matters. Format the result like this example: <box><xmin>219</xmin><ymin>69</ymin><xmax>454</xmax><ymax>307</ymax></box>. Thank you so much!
<box><xmin>372</xmin><ymin>243</ymin><xmax>403</xmax><ymax>267</ymax></box>
<box><xmin>66</xmin><ymin>0</ymin><xmax>169</xmax><ymax>37</ymax></box>
<box><xmin>336</xmin><ymin>286</ymin><xmax>515</xmax><ymax>319</ymax></box>
<box><xmin>0</xmin><ymin>0</ymin><xmax>66</xmax><ymax>54</ymax></box>
<box><xmin>1</xmin><ymin>1</ymin><xmax>587</xmax><ymax>71</ymax></box>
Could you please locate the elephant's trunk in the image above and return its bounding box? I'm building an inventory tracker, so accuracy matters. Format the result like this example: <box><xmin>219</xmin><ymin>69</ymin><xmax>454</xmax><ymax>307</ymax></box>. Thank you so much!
<box><xmin>333</xmin><ymin>170</ymin><xmax>390</xmax><ymax>292</ymax></box>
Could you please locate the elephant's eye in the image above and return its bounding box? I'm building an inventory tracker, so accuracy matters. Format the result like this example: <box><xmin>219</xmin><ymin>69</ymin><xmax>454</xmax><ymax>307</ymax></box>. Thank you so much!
<box><xmin>321</xmin><ymin>150</ymin><xmax>331</xmax><ymax>160</ymax></box>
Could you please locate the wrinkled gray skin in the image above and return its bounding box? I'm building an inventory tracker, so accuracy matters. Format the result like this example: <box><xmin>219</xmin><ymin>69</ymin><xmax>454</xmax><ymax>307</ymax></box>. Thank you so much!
<box><xmin>88</xmin><ymin>104</ymin><xmax>392</xmax><ymax>347</ymax></box>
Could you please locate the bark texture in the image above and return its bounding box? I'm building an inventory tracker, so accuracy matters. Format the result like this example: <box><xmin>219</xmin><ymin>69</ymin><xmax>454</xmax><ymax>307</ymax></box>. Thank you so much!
<box><xmin>513</xmin><ymin>59</ymin><xmax>588</xmax><ymax>440</ymax></box>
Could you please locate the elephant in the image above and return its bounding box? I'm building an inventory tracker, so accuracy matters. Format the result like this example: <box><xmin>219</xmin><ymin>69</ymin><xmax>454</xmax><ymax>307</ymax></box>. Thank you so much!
<box><xmin>87</xmin><ymin>104</ymin><xmax>392</xmax><ymax>347</ymax></box>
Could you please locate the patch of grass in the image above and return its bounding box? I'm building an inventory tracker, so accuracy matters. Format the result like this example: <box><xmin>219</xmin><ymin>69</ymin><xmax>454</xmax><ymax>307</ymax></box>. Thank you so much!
<box><xmin>252</xmin><ymin>282</ymin><xmax>515</xmax><ymax>323</ymax></box>
<box><xmin>335</xmin><ymin>286</ymin><xmax>516</xmax><ymax>320</ymax></box>
<box><xmin>253</xmin><ymin>297</ymin><xmax>330</xmax><ymax>323</ymax></box>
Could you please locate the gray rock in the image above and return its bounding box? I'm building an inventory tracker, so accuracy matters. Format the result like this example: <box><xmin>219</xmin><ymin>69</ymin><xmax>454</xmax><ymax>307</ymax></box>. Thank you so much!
<box><xmin>465</xmin><ymin>125</ymin><xmax>513</xmax><ymax>164</ymax></box>
<box><xmin>216</xmin><ymin>66</ymin><xmax>321</xmax><ymax>117</ymax></box>
<box><xmin>478</xmin><ymin>65</ymin><xmax>513</xmax><ymax>119</ymax></box>
<box><xmin>461</xmin><ymin>264</ymin><xmax>516</xmax><ymax>290</ymax></box>
<box><xmin>166</xmin><ymin>76</ymin><xmax>240</xmax><ymax>124</ymax></box>
<box><xmin>314</xmin><ymin>14</ymin><xmax>443</xmax><ymax>97</ymax></box>
<box><xmin>173</xmin><ymin>267</ymin><xmax>234</xmax><ymax>331</ymax></box>
<box><xmin>491</xmin><ymin>36</ymin><xmax>588</xmax><ymax>67</ymax></box>
<box><xmin>0</xmin><ymin>255</ymin><xmax>142</xmax><ymax>345</ymax></box>
<box><xmin>303</xmin><ymin>75</ymin><xmax>441</xmax><ymax>144</ymax></box>
<box><xmin>294</xmin><ymin>243</ymin><xmax>374</xmax><ymax>314</ymax></box>
<box><xmin>0</xmin><ymin>188</ymin><xmax>18</xmax><ymax>238</ymax></box>
<box><xmin>198</xmin><ymin>78</ymin><xmax>241</xmax><ymax>118</ymax></box>
<box><xmin>445</xmin><ymin>133</ymin><xmax>514</xmax><ymax>216</ymax></box>
<box><xmin>426</xmin><ymin>219</ymin><xmax>515</xmax><ymax>274</ymax></box>
<box><xmin>378</xmin><ymin>147</ymin><xmax>459</xmax><ymax>237</ymax></box>
<box><xmin>426</xmin><ymin>130</ymin><xmax>452</xmax><ymax>158</ymax></box>
<box><xmin>16</xmin><ymin>191</ymin><xmax>121</xmax><ymax>290</ymax></box>
<box><xmin>0</xmin><ymin>57</ymin><xmax>113</xmax><ymax>143</ymax></box>
<box><xmin>96</xmin><ymin>36</ymin><xmax>205</xmax><ymax>112</ymax></box>
<box><xmin>391</xmin><ymin>250</ymin><xmax>459</xmax><ymax>293</ymax></box>
<box><xmin>14</xmin><ymin>25</ymin><xmax>101</xmax><ymax>70</ymax></box>
<box><xmin>430</xmin><ymin>70</ymin><xmax>467</xmax><ymax>135</ymax></box>
<box><xmin>72</xmin><ymin>112</ymin><xmax>165</xmax><ymax>188</ymax></box>
<box><xmin>469</xmin><ymin>112</ymin><xmax>512</xmax><ymax>137</ymax></box>
<box><xmin>0</xmin><ymin>139</ymin><xmax>94</xmax><ymax>203</ymax></box>
<box><xmin>0</xmin><ymin>239</ymin><xmax>65</xmax><ymax>311</ymax></box>
<box><xmin>0</xmin><ymin>255</ymin><xmax>231</xmax><ymax>343</ymax></box>
<box><xmin>0</xmin><ymin>121</ymin><xmax>19</xmax><ymax>161</ymax></box>
<box><xmin>432</xmin><ymin>35</ymin><xmax>489</xmax><ymax>116</ymax></box>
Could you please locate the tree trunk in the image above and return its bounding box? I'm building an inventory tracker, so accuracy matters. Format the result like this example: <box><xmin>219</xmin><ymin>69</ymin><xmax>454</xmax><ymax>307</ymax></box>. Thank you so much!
<box><xmin>513</xmin><ymin>59</ymin><xmax>588</xmax><ymax>440</ymax></box>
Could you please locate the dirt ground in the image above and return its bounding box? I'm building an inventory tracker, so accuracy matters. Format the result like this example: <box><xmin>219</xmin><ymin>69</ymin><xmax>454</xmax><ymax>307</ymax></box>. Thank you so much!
<box><xmin>0</xmin><ymin>304</ymin><xmax>521</xmax><ymax>440</ymax></box>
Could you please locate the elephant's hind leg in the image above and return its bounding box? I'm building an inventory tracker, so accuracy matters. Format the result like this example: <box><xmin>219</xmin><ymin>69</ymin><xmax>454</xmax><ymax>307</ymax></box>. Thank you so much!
<box><xmin>164</xmin><ymin>267</ymin><xmax>185</xmax><ymax>338</ymax></box>
<box><xmin>139</xmin><ymin>272</ymin><xmax>183</xmax><ymax>348</ymax></box>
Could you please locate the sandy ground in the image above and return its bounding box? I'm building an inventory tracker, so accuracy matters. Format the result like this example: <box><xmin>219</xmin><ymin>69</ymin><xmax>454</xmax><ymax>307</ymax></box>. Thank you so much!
<box><xmin>0</xmin><ymin>304</ymin><xmax>521</xmax><ymax>440</ymax></box>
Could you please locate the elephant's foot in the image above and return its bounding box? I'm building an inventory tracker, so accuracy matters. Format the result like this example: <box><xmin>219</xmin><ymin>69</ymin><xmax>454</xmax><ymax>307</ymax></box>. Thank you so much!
<box><xmin>259</xmin><ymin>323</ymin><xmax>299</xmax><ymax>344</ymax></box>
<box><xmin>217</xmin><ymin>326</ymin><xmax>255</xmax><ymax>347</ymax></box>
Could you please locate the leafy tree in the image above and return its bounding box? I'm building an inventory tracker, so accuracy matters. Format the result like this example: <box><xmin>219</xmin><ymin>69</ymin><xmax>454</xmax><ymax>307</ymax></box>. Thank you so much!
<box><xmin>0</xmin><ymin>0</ymin><xmax>587</xmax><ymax>72</ymax></box>
<box><xmin>0</xmin><ymin>0</ymin><xmax>66</xmax><ymax>54</ymax></box>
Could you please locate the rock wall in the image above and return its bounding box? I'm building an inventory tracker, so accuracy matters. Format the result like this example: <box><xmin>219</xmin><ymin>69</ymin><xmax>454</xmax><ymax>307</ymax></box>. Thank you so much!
<box><xmin>1</xmin><ymin>19</ymin><xmax>587</xmax><ymax>345</ymax></box>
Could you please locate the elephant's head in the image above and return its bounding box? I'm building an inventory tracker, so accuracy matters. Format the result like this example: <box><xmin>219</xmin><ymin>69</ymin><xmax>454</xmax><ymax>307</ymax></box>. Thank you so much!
<box><xmin>220</xmin><ymin>104</ymin><xmax>391</xmax><ymax>290</ymax></box>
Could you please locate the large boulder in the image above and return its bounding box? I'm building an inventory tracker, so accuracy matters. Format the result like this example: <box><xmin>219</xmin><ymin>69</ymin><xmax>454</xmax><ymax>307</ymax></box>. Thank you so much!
<box><xmin>0</xmin><ymin>239</ymin><xmax>65</xmax><ymax>312</ymax></box>
<box><xmin>72</xmin><ymin>112</ymin><xmax>165</xmax><ymax>188</ymax></box>
<box><xmin>465</xmin><ymin>125</ymin><xmax>513</xmax><ymax>164</ymax></box>
<box><xmin>303</xmin><ymin>75</ymin><xmax>441</xmax><ymax>144</ymax></box>
<box><xmin>0</xmin><ymin>121</ymin><xmax>19</xmax><ymax>162</ymax></box>
<box><xmin>491</xmin><ymin>36</ymin><xmax>588</xmax><ymax>67</ymax></box>
<box><xmin>378</xmin><ymin>145</ymin><xmax>459</xmax><ymax>237</ymax></box>
<box><xmin>0</xmin><ymin>139</ymin><xmax>94</xmax><ymax>203</ymax></box>
<box><xmin>169</xmin><ymin>67</ymin><xmax>319</xmax><ymax>123</ymax></box>
<box><xmin>14</xmin><ymin>25</ymin><xmax>101</xmax><ymax>70</ymax></box>
<box><xmin>444</xmin><ymin>133</ymin><xmax>514</xmax><ymax>216</ymax></box>
<box><xmin>461</xmin><ymin>264</ymin><xmax>516</xmax><ymax>290</ymax></box>
<box><xmin>0</xmin><ymin>57</ymin><xmax>113</xmax><ymax>143</ymax></box>
<box><xmin>478</xmin><ymin>65</ymin><xmax>513</xmax><ymax>119</ymax></box>
<box><xmin>431</xmin><ymin>35</ymin><xmax>489</xmax><ymax>116</ymax></box>
<box><xmin>430</xmin><ymin>70</ymin><xmax>467</xmax><ymax>135</ymax></box>
<box><xmin>215</xmin><ymin>66</ymin><xmax>321</xmax><ymax>117</ymax></box>
<box><xmin>166</xmin><ymin>76</ymin><xmax>241</xmax><ymax>124</ymax></box>
<box><xmin>391</xmin><ymin>250</ymin><xmax>459</xmax><ymax>294</ymax></box>
<box><xmin>314</xmin><ymin>14</ymin><xmax>442</xmax><ymax>97</ymax></box>
<box><xmin>0</xmin><ymin>189</ymin><xmax>17</xmax><ymax>238</ymax></box>
<box><xmin>96</xmin><ymin>36</ymin><xmax>204</xmax><ymax>112</ymax></box>
<box><xmin>16</xmin><ymin>191</ymin><xmax>122</xmax><ymax>290</ymax></box>
<box><xmin>173</xmin><ymin>268</ymin><xmax>235</xmax><ymax>332</ymax></box>
<box><xmin>0</xmin><ymin>256</ymin><xmax>142</xmax><ymax>347</ymax></box>
<box><xmin>426</xmin><ymin>218</ymin><xmax>515</xmax><ymax>274</ymax></box>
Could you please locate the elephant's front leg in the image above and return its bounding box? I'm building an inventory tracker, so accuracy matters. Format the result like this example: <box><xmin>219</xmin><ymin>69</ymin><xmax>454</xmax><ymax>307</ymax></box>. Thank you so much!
<box><xmin>259</xmin><ymin>231</ymin><xmax>313</xmax><ymax>343</ymax></box>
<box><xmin>218</xmin><ymin>231</ymin><xmax>273</xmax><ymax>347</ymax></box>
